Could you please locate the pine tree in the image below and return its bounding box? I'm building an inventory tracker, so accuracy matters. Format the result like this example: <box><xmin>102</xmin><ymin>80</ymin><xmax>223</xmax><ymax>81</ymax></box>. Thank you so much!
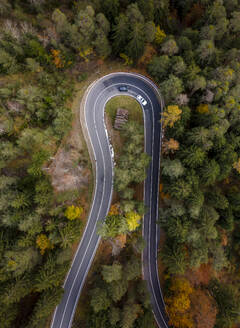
<box><xmin>167</xmin><ymin>179</ymin><xmax>192</xmax><ymax>199</ymax></box>
<box><xmin>4</xmin><ymin>247</ymin><xmax>39</xmax><ymax>277</ymax></box>
<box><xmin>200</xmin><ymin>160</ymin><xmax>220</xmax><ymax>186</ymax></box>
<box><xmin>27</xmin><ymin>287</ymin><xmax>63</xmax><ymax>327</ymax></box>
<box><xmin>112</xmin><ymin>14</ymin><xmax>129</xmax><ymax>54</ymax></box>
<box><xmin>162</xmin><ymin>243</ymin><xmax>187</xmax><ymax>274</ymax></box>
<box><xmin>147</xmin><ymin>55</ymin><xmax>170</xmax><ymax>81</ymax></box>
<box><xmin>180</xmin><ymin>145</ymin><xmax>206</xmax><ymax>168</ymax></box>
<box><xmin>2</xmin><ymin>275</ymin><xmax>32</xmax><ymax>305</ymax></box>
<box><xmin>101</xmin><ymin>0</ymin><xmax>119</xmax><ymax>22</ymax></box>
<box><xmin>34</xmin><ymin>259</ymin><xmax>67</xmax><ymax>292</ymax></box>
<box><xmin>126</xmin><ymin>23</ymin><xmax>145</xmax><ymax>62</ymax></box>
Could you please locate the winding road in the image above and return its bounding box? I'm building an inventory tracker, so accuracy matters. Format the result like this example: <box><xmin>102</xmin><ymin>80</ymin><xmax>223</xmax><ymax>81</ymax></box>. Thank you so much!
<box><xmin>51</xmin><ymin>73</ymin><xmax>168</xmax><ymax>328</ymax></box>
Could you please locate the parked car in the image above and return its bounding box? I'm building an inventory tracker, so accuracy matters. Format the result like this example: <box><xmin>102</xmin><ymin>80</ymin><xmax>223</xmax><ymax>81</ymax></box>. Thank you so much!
<box><xmin>136</xmin><ymin>94</ymin><xmax>147</xmax><ymax>106</ymax></box>
<box><xmin>109</xmin><ymin>144</ymin><xmax>114</xmax><ymax>158</ymax></box>
<box><xmin>118</xmin><ymin>85</ymin><xmax>128</xmax><ymax>92</ymax></box>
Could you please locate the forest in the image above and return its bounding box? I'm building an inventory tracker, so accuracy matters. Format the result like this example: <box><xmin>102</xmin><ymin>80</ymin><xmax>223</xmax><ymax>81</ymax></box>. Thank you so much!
<box><xmin>0</xmin><ymin>0</ymin><xmax>240</xmax><ymax>327</ymax></box>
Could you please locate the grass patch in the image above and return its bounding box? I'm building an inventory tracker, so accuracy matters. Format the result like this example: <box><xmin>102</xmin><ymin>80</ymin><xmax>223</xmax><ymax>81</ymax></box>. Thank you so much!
<box><xmin>105</xmin><ymin>95</ymin><xmax>143</xmax><ymax>125</ymax></box>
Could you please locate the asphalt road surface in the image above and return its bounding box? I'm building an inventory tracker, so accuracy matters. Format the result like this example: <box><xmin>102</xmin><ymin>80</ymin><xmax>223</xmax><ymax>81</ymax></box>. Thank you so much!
<box><xmin>51</xmin><ymin>73</ymin><xmax>168</xmax><ymax>328</ymax></box>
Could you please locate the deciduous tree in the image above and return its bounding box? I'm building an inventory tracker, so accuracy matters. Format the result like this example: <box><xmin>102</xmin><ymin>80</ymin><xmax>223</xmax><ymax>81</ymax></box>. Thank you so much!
<box><xmin>65</xmin><ymin>205</ymin><xmax>83</xmax><ymax>220</ymax></box>
<box><xmin>90</xmin><ymin>287</ymin><xmax>111</xmax><ymax>313</ymax></box>
<box><xmin>101</xmin><ymin>263</ymin><xmax>122</xmax><ymax>283</ymax></box>
<box><xmin>190</xmin><ymin>289</ymin><xmax>217</xmax><ymax>328</ymax></box>
<box><xmin>162</xmin><ymin>105</ymin><xmax>182</xmax><ymax>128</ymax></box>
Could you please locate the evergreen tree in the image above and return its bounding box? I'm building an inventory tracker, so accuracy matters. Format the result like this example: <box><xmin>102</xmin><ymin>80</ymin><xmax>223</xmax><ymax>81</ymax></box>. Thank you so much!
<box><xmin>147</xmin><ymin>55</ymin><xmax>170</xmax><ymax>81</ymax></box>
<box><xmin>27</xmin><ymin>287</ymin><xmax>63</xmax><ymax>327</ymax></box>
<box><xmin>101</xmin><ymin>0</ymin><xmax>119</xmax><ymax>22</ymax></box>
<box><xmin>162</xmin><ymin>243</ymin><xmax>187</xmax><ymax>274</ymax></box>
<box><xmin>112</xmin><ymin>14</ymin><xmax>129</xmax><ymax>54</ymax></box>
<box><xmin>180</xmin><ymin>145</ymin><xmax>206</xmax><ymax>168</ymax></box>
<box><xmin>90</xmin><ymin>287</ymin><xmax>111</xmax><ymax>313</ymax></box>
<box><xmin>126</xmin><ymin>23</ymin><xmax>145</xmax><ymax>62</ymax></box>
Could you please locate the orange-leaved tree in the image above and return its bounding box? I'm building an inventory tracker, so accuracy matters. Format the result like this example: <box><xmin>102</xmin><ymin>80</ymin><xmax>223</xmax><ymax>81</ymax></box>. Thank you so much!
<box><xmin>51</xmin><ymin>49</ymin><xmax>65</xmax><ymax>68</ymax></box>
<box><xmin>108</xmin><ymin>203</ymin><xmax>120</xmax><ymax>216</ymax></box>
<box><xmin>162</xmin><ymin>138</ymin><xmax>179</xmax><ymax>155</ymax></box>
<box><xmin>190</xmin><ymin>289</ymin><xmax>217</xmax><ymax>328</ymax></box>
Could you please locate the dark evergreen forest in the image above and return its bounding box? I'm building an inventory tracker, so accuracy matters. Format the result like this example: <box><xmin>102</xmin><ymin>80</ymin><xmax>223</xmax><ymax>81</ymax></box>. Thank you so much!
<box><xmin>0</xmin><ymin>0</ymin><xmax>240</xmax><ymax>327</ymax></box>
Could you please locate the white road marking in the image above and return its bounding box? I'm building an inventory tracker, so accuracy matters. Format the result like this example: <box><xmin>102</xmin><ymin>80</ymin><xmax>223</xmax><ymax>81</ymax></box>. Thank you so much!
<box><xmin>58</xmin><ymin>86</ymin><xmax>111</xmax><ymax>328</ymax></box>
<box><xmin>51</xmin><ymin>73</ymin><xmax>168</xmax><ymax>328</ymax></box>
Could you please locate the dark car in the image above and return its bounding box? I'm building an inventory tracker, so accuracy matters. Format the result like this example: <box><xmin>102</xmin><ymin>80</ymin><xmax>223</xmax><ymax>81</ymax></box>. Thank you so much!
<box><xmin>118</xmin><ymin>86</ymin><xmax>128</xmax><ymax>92</ymax></box>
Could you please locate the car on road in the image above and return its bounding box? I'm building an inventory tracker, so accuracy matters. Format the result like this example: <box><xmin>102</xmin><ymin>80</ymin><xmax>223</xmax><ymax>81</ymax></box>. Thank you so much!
<box><xmin>109</xmin><ymin>144</ymin><xmax>114</xmax><ymax>158</ymax></box>
<box><xmin>136</xmin><ymin>94</ymin><xmax>147</xmax><ymax>106</ymax></box>
<box><xmin>118</xmin><ymin>85</ymin><xmax>128</xmax><ymax>92</ymax></box>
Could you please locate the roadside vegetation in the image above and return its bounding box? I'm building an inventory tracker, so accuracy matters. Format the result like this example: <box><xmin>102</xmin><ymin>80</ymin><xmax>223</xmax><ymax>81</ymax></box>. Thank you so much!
<box><xmin>149</xmin><ymin>2</ymin><xmax>240</xmax><ymax>328</ymax></box>
<box><xmin>72</xmin><ymin>95</ymin><xmax>153</xmax><ymax>328</ymax></box>
<box><xmin>105</xmin><ymin>96</ymin><xmax>143</xmax><ymax>124</ymax></box>
<box><xmin>1</xmin><ymin>0</ymin><xmax>240</xmax><ymax>328</ymax></box>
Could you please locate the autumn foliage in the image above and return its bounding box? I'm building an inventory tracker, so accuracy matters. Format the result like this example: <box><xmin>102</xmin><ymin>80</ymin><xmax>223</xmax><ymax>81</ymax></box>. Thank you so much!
<box><xmin>65</xmin><ymin>205</ymin><xmax>83</xmax><ymax>220</ymax></box>
<box><xmin>79</xmin><ymin>47</ymin><xmax>93</xmax><ymax>62</ymax></box>
<box><xmin>159</xmin><ymin>183</ymin><xmax>170</xmax><ymax>200</ymax></box>
<box><xmin>162</xmin><ymin>105</ymin><xmax>182</xmax><ymax>128</ymax></box>
<box><xmin>155</xmin><ymin>26</ymin><xmax>166</xmax><ymax>44</ymax></box>
<box><xmin>166</xmin><ymin>277</ymin><xmax>193</xmax><ymax>328</ymax></box>
<box><xmin>162</xmin><ymin>138</ymin><xmax>179</xmax><ymax>154</ymax></box>
<box><xmin>138</xmin><ymin>44</ymin><xmax>156</xmax><ymax>67</ymax></box>
<box><xmin>126</xmin><ymin>211</ymin><xmax>141</xmax><ymax>231</ymax></box>
<box><xmin>196</xmin><ymin>104</ymin><xmax>209</xmax><ymax>114</ymax></box>
<box><xmin>108</xmin><ymin>203</ymin><xmax>120</xmax><ymax>216</ymax></box>
<box><xmin>36</xmin><ymin>234</ymin><xmax>53</xmax><ymax>255</ymax></box>
<box><xmin>51</xmin><ymin>49</ymin><xmax>65</xmax><ymax>68</ymax></box>
<box><xmin>184</xmin><ymin>3</ymin><xmax>204</xmax><ymax>27</ymax></box>
<box><xmin>120</xmin><ymin>53</ymin><xmax>133</xmax><ymax>66</ymax></box>
<box><xmin>190</xmin><ymin>289</ymin><xmax>217</xmax><ymax>328</ymax></box>
<box><xmin>185</xmin><ymin>263</ymin><xmax>213</xmax><ymax>287</ymax></box>
<box><xmin>233</xmin><ymin>158</ymin><xmax>240</xmax><ymax>174</ymax></box>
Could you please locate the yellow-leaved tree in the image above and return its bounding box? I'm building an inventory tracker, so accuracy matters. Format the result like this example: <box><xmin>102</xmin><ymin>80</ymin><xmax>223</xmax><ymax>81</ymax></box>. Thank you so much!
<box><xmin>166</xmin><ymin>277</ymin><xmax>193</xmax><ymax>328</ymax></box>
<box><xmin>233</xmin><ymin>159</ymin><xmax>240</xmax><ymax>173</ymax></box>
<box><xmin>120</xmin><ymin>53</ymin><xmax>133</xmax><ymax>66</ymax></box>
<box><xmin>65</xmin><ymin>205</ymin><xmax>83</xmax><ymax>220</ymax></box>
<box><xmin>79</xmin><ymin>47</ymin><xmax>93</xmax><ymax>62</ymax></box>
<box><xmin>36</xmin><ymin>234</ymin><xmax>53</xmax><ymax>255</ymax></box>
<box><xmin>197</xmin><ymin>104</ymin><xmax>209</xmax><ymax>114</ymax></box>
<box><xmin>126</xmin><ymin>211</ymin><xmax>141</xmax><ymax>231</ymax></box>
<box><xmin>155</xmin><ymin>26</ymin><xmax>166</xmax><ymax>44</ymax></box>
<box><xmin>162</xmin><ymin>105</ymin><xmax>182</xmax><ymax>128</ymax></box>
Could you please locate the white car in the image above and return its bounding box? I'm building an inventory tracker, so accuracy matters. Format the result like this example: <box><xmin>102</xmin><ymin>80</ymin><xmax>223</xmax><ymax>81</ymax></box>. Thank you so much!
<box><xmin>136</xmin><ymin>95</ymin><xmax>147</xmax><ymax>106</ymax></box>
<box><xmin>109</xmin><ymin>144</ymin><xmax>114</xmax><ymax>158</ymax></box>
